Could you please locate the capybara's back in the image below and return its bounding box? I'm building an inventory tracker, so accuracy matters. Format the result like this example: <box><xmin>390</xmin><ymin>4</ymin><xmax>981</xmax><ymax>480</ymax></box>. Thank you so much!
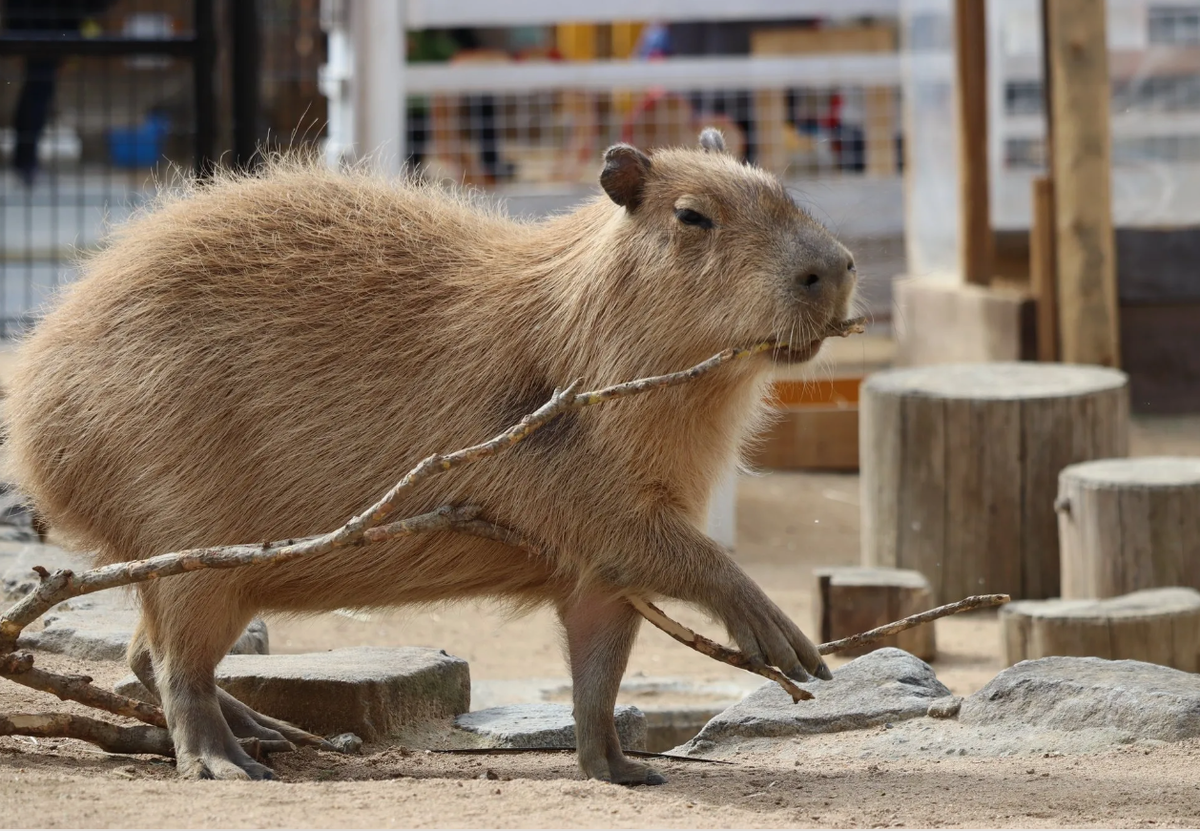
<box><xmin>3</xmin><ymin>134</ymin><xmax>856</xmax><ymax>783</ymax></box>
<box><xmin>4</xmin><ymin>162</ymin><xmax>522</xmax><ymax>570</ymax></box>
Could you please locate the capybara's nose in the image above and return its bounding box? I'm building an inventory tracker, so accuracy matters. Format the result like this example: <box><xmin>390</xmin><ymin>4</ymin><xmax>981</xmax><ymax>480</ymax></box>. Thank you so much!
<box><xmin>791</xmin><ymin>256</ymin><xmax>856</xmax><ymax>297</ymax></box>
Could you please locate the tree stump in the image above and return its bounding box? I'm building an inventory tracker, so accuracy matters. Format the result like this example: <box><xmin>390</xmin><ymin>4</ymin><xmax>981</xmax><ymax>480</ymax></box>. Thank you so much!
<box><xmin>815</xmin><ymin>566</ymin><xmax>936</xmax><ymax>660</ymax></box>
<box><xmin>1057</xmin><ymin>457</ymin><xmax>1200</xmax><ymax>599</ymax></box>
<box><xmin>861</xmin><ymin>363</ymin><xmax>1128</xmax><ymax>603</ymax></box>
<box><xmin>1000</xmin><ymin>587</ymin><xmax>1200</xmax><ymax>671</ymax></box>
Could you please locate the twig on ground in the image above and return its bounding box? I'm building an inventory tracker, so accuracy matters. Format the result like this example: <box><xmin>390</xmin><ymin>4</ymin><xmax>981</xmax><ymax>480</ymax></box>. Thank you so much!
<box><xmin>0</xmin><ymin>712</ymin><xmax>173</xmax><ymax>756</ymax></box>
<box><xmin>0</xmin><ymin>651</ymin><xmax>166</xmax><ymax>728</ymax></box>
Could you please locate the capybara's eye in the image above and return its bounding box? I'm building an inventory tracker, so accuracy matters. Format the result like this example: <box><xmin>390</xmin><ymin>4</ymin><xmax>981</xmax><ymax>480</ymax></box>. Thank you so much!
<box><xmin>674</xmin><ymin>208</ymin><xmax>714</xmax><ymax>230</ymax></box>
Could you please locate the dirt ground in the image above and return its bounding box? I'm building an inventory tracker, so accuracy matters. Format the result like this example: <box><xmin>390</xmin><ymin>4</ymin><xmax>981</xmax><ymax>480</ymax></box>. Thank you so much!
<box><xmin>3</xmin><ymin>335</ymin><xmax>1200</xmax><ymax>826</ymax></box>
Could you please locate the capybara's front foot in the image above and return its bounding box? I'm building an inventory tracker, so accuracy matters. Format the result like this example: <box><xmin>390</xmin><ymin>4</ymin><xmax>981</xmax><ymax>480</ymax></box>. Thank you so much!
<box><xmin>581</xmin><ymin>752</ymin><xmax>668</xmax><ymax>786</ymax></box>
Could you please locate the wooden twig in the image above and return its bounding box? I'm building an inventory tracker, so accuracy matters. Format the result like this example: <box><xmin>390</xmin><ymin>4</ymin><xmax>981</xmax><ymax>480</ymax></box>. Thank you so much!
<box><xmin>0</xmin><ymin>712</ymin><xmax>173</xmax><ymax>756</ymax></box>
<box><xmin>0</xmin><ymin>651</ymin><xmax>166</xmax><ymax>728</ymax></box>
<box><xmin>630</xmin><ymin>593</ymin><xmax>1011</xmax><ymax>702</ymax></box>
<box><xmin>817</xmin><ymin>593</ymin><xmax>1010</xmax><ymax>656</ymax></box>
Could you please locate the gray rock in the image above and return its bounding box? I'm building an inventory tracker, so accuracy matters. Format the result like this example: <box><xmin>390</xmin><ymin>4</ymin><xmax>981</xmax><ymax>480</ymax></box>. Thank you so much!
<box><xmin>20</xmin><ymin>605</ymin><xmax>269</xmax><ymax>663</ymax></box>
<box><xmin>959</xmin><ymin>656</ymin><xmax>1200</xmax><ymax>742</ymax></box>
<box><xmin>118</xmin><ymin>646</ymin><xmax>471</xmax><ymax>741</ymax></box>
<box><xmin>1</xmin><ymin>541</ymin><xmax>86</xmax><ymax>600</ymax></box>
<box><xmin>0</xmin><ymin>485</ymin><xmax>42</xmax><ymax>543</ymax></box>
<box><xmin>455</xmin><ymin>703</ymin><xmax>646</xmax><ymax>751</ymax></box>
<box><xmin>680</xmin><ymin>648</ymin><xmax>951</xmax><ymax>748</ymax></box>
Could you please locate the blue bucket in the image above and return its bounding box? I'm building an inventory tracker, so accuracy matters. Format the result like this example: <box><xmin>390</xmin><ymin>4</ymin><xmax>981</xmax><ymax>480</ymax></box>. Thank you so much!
<box><xmin>107</xmin><ymin>114</ymin><xmax>171</xmax><ymax>168</ymax></box>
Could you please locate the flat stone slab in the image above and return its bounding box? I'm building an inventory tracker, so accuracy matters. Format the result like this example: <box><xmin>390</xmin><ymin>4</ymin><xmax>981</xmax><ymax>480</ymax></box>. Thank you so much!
<box><xmin>117</xmin><ymin>646</ymin><xmax>470</xmax><ymax>741</ymax></box>
<box><xmin>679</xmin><ymin>648</ymin><xmax>951</xmax><ymax>751</ymax></box>
<box><xmin>960</xmin><ymin>656</ymin><xmax>1200</xmax><ymax>743</ymax></box>
<box><xmin>455</xmin><ymin>704</ymin><xmax>646</xmax><ymax>751</ymax></box>
<box><xmin>22</xmin><ymin>606</ymin><xmax>269</xmax><ymax>662</ymax></box>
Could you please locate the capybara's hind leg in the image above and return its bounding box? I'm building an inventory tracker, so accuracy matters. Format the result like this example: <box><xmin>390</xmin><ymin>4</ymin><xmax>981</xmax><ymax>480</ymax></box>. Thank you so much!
<box><xmin>143</xmin><ymin>584</ymin><xmax>275</xmax><ymax>780</ymax></box>
<box><xmin>131</xmin><ymin>605</ymin><xmax>329</xmax><ymax>753</ymax></box>
<box><xmin>558</xmin><ymin>590</ymin><xmax>666</xmax><ymax>786</ymax></box>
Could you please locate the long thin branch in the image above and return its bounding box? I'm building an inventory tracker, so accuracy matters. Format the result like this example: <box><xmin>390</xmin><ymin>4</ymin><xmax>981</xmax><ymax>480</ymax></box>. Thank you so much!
<box><xmin>817</xmin><ymin>593</ymin><xmax>1010</xmax><ymax>655</ymax></box>
<box><xmin>1</xmin><ymin>337</ymin><xmax>804</xmax><ymax>653</ymax></box>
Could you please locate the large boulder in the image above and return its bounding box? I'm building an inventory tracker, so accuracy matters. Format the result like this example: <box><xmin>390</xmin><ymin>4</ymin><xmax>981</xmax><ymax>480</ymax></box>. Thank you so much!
<box><xmin>679</xmin><ymin>647</ymin><xmax>951</xmax><ymax>751</ymax></box>
<box><xmin>960</xmin><ymin>656</ymin><xmax>1200</xmax><ymax>743</ymax></box>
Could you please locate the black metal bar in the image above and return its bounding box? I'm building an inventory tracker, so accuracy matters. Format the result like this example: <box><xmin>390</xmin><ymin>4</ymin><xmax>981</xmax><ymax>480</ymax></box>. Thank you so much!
<box><xmin>193</xmin><ymin>0</ymin><xmax>218</xmax><ymax>177</ymax></box>
<box><xmin>0</xmin><ymin>35</ymin><xmax>197</xmax><ymax>58</ymax></box>
<box><xmin>230</xmin><ymin>0</ymin><xmax>261</xmax><ymax>171</ymax></box>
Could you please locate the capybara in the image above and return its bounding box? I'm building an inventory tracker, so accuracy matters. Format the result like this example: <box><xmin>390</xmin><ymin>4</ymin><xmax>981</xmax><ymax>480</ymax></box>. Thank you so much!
<box><xmin>3</xmin><ymin>129</ymin><xmax>857</xmax><ymax>783</ymax></box>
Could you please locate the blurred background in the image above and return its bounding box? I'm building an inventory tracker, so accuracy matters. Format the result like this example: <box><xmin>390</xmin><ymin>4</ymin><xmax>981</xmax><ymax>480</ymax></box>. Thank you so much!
<box><xmin>0</xmin><ymin>0</ymin><xmax>1197</xmax><ymax>396</ymax></box>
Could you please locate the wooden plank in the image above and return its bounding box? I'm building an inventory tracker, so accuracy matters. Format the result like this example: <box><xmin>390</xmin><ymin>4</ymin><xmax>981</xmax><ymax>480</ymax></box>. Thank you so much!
<box><xmin>1115</xmin><ymin>228</ymin><xmax>1200</xmax><ymax>303</ymax></box>
<box><xmin>1045</xmin><ymin>0</ymin><xmax>1121</xmax><ymax>367</ymax></box>
<box><xmin>770</xmin><ymin>377</ymin><xmax>861</xmax><ymax>407</ymax></box>
<box><xmin>750</xmin><ymin>407</ymin><xmax>859</xmax><ymax>471</ymax></box>
<box><xmin>864</xmin><ymin>86</ymin><xmax>898</xmax><ymax>177</ymax></box>
<box><xmin>1120</xmin><ymin>303</ymin><xmax>1200</xmax><ymax>414</ymax></box>
<box><xmin>954</xmin><ymin>0</ymin><xmax>993</xmax><ymax>286</ymax></box>
<box><xmin>1031</xmin><ymin>176</ymin><xmax>1059</xmax><ymax>361</ymax></box>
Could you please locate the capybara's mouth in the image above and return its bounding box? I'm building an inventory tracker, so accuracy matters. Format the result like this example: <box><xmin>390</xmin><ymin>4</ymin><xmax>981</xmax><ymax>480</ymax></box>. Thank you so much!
<box><xmin>763</xmin><ymin>317</ymin><xmax>866</xmax><ymax>364</ymax></box>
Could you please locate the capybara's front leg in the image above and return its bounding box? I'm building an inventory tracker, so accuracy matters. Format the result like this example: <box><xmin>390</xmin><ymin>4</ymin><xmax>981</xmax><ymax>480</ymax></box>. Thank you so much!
<box><xmin>621</xmin><ymin>513</ymin><xmax>833</xmax><ymax>683</ymax></box>
<box><xmin>558</xmin><ymin>590</ymin><xmax>666</xmax><ymax>786</ymax></box>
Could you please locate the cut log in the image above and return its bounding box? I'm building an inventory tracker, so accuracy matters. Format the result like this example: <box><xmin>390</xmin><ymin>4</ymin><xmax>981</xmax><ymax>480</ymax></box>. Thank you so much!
<box><xmin>1057</xmin><ymin>457</ymin><xmax>1200</xmax><ymax>599</ymax></box>
<box><xmin>816</xmin><ymin>566</ymin><xmax>936</xmax><ymax>661</ymax></box>
<box><xmin>861</xmin><ymin>363</ymin><xmax>1129</xmax><ymax>603</ymax></box>
<box><xmin>1000</xmin><ymin>587</ymin><xmax>1200</xmax><ymax>671</ymax></box>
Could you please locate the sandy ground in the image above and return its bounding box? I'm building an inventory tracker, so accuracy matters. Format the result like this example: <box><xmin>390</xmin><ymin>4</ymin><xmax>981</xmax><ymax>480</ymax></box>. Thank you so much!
<box><xmin>2</xmin><ymin>335</ymin><xmax>1200</xmax><ymax>826</ymax></box>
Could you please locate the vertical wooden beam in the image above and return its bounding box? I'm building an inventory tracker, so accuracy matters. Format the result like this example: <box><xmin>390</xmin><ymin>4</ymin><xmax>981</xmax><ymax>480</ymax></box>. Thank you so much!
<box><xmin>1031</xmin><ymin>176</ymin><xmax>1060</xmax><ymax>361</ymax></box>
<box><xmin>1045</xmin><ymin>0</ymin><xmax>1121</xmax><ymax>368</ymax></box>
<box><xmin>954</xmin><ymin>0</ymin><xmax>993</xmax><ymax>285</ymax></box>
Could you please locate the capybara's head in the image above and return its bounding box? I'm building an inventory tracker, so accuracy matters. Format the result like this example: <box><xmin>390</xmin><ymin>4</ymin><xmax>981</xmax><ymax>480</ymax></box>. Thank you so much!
<box><xmin>599</xmin><ymin>128</ymin><xmax>858</xmax><ymax>364</ymax></box>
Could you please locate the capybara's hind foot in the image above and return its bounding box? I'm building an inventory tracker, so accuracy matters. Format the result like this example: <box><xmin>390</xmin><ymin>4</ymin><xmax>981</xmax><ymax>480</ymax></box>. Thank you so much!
<box><xmin>218</xmin><ymin>688</ymin><xmax>336</xmax><ymax>751</ymax></box>
<box><xmin>582</xmin><ymin>753</ymin><xmax>668</xmax><ymax>786</ymax></box>
<box><xmin>176</xmin><ymin>745</ymin><xmax>276</xmax><ymax>781</ymax></box>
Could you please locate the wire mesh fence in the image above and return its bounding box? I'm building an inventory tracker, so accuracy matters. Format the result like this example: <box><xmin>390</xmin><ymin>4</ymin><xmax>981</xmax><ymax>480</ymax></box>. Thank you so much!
<box><xmin>0</xmin><ymin>0</ymin><xmax>325</xmax><ymax>338</ymax></box>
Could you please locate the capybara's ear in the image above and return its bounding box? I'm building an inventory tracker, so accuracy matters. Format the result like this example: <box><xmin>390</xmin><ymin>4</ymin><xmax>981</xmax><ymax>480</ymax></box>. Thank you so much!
<box><xmin>600</xmin><ymin>144</ymin><xmax>652</xmax><ymax>211</ymax></box>
<box><xmin>699</xmin><ymin>128</ymin><xmax>727</xmax><ymax>154</ymax></box>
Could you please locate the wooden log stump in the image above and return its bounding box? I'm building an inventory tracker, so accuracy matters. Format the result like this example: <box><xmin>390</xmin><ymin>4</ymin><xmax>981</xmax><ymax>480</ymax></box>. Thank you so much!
<box><xmin>1057</xmin><ymin>457</ymin><xmax>1200</xmax><ymax>599</ymax></box>
<box><xmin>816</xmin><ymin>566</ymin><xmax>936</xmax><ymax>661</ymax></box>
<box><xmin>1000</xmin><ymin>587</ymin><xmax>1200</xmax><ymax>671</ymax></box>
<box><xmin>861</xmin><ymin>363</ymin><xmax>1128</xmax><ymax>604</ymax></box>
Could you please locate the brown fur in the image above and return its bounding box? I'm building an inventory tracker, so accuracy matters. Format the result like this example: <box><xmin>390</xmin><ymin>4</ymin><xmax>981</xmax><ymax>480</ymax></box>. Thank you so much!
<box><xmin>1</xmin><ymin>132</ymin><xmax>856</xmax><ymax>783</ymax></box>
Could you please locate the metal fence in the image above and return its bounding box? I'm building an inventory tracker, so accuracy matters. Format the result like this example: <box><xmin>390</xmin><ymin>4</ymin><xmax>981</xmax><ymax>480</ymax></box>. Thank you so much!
<box><xmin>0</xmin><ymin>0</ymin><xmax>325</xmax><ymax>337</ymax></box>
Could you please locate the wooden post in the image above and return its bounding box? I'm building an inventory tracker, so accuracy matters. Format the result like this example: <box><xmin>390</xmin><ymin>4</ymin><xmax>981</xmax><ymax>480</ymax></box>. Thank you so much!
<box><xmin>1031</xmin><ymin>176</ymin><xmax>1059</xmax><ymax>361</ymax></box>
<box><xmin>1001</xmin><ymin>588</ymin><xmax>1200</xmax><ymax>671</ymax></box>
<box><xmin>861</xmin><ymin>363</ymin><xmax>1129</xmax><ymax>603</ymax></box>
<box><xmin>816</xmin><ymin>567</ymin><xmax>936</xmax><ymax>660</ymax></box>
<box><xmin>1056</xmin><ymin>457</ymin><xmax>1200</xmax><ymax>599</ymax></box>
<box><xmin>954</xmin><ymin>0</ymin><xmax>992</xmax><ymax>286</ymax></box>
<box><xmin>1044</xmin><ymin>0</ymin><xmax>1121</xmax><ymax>367</ymax></box>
